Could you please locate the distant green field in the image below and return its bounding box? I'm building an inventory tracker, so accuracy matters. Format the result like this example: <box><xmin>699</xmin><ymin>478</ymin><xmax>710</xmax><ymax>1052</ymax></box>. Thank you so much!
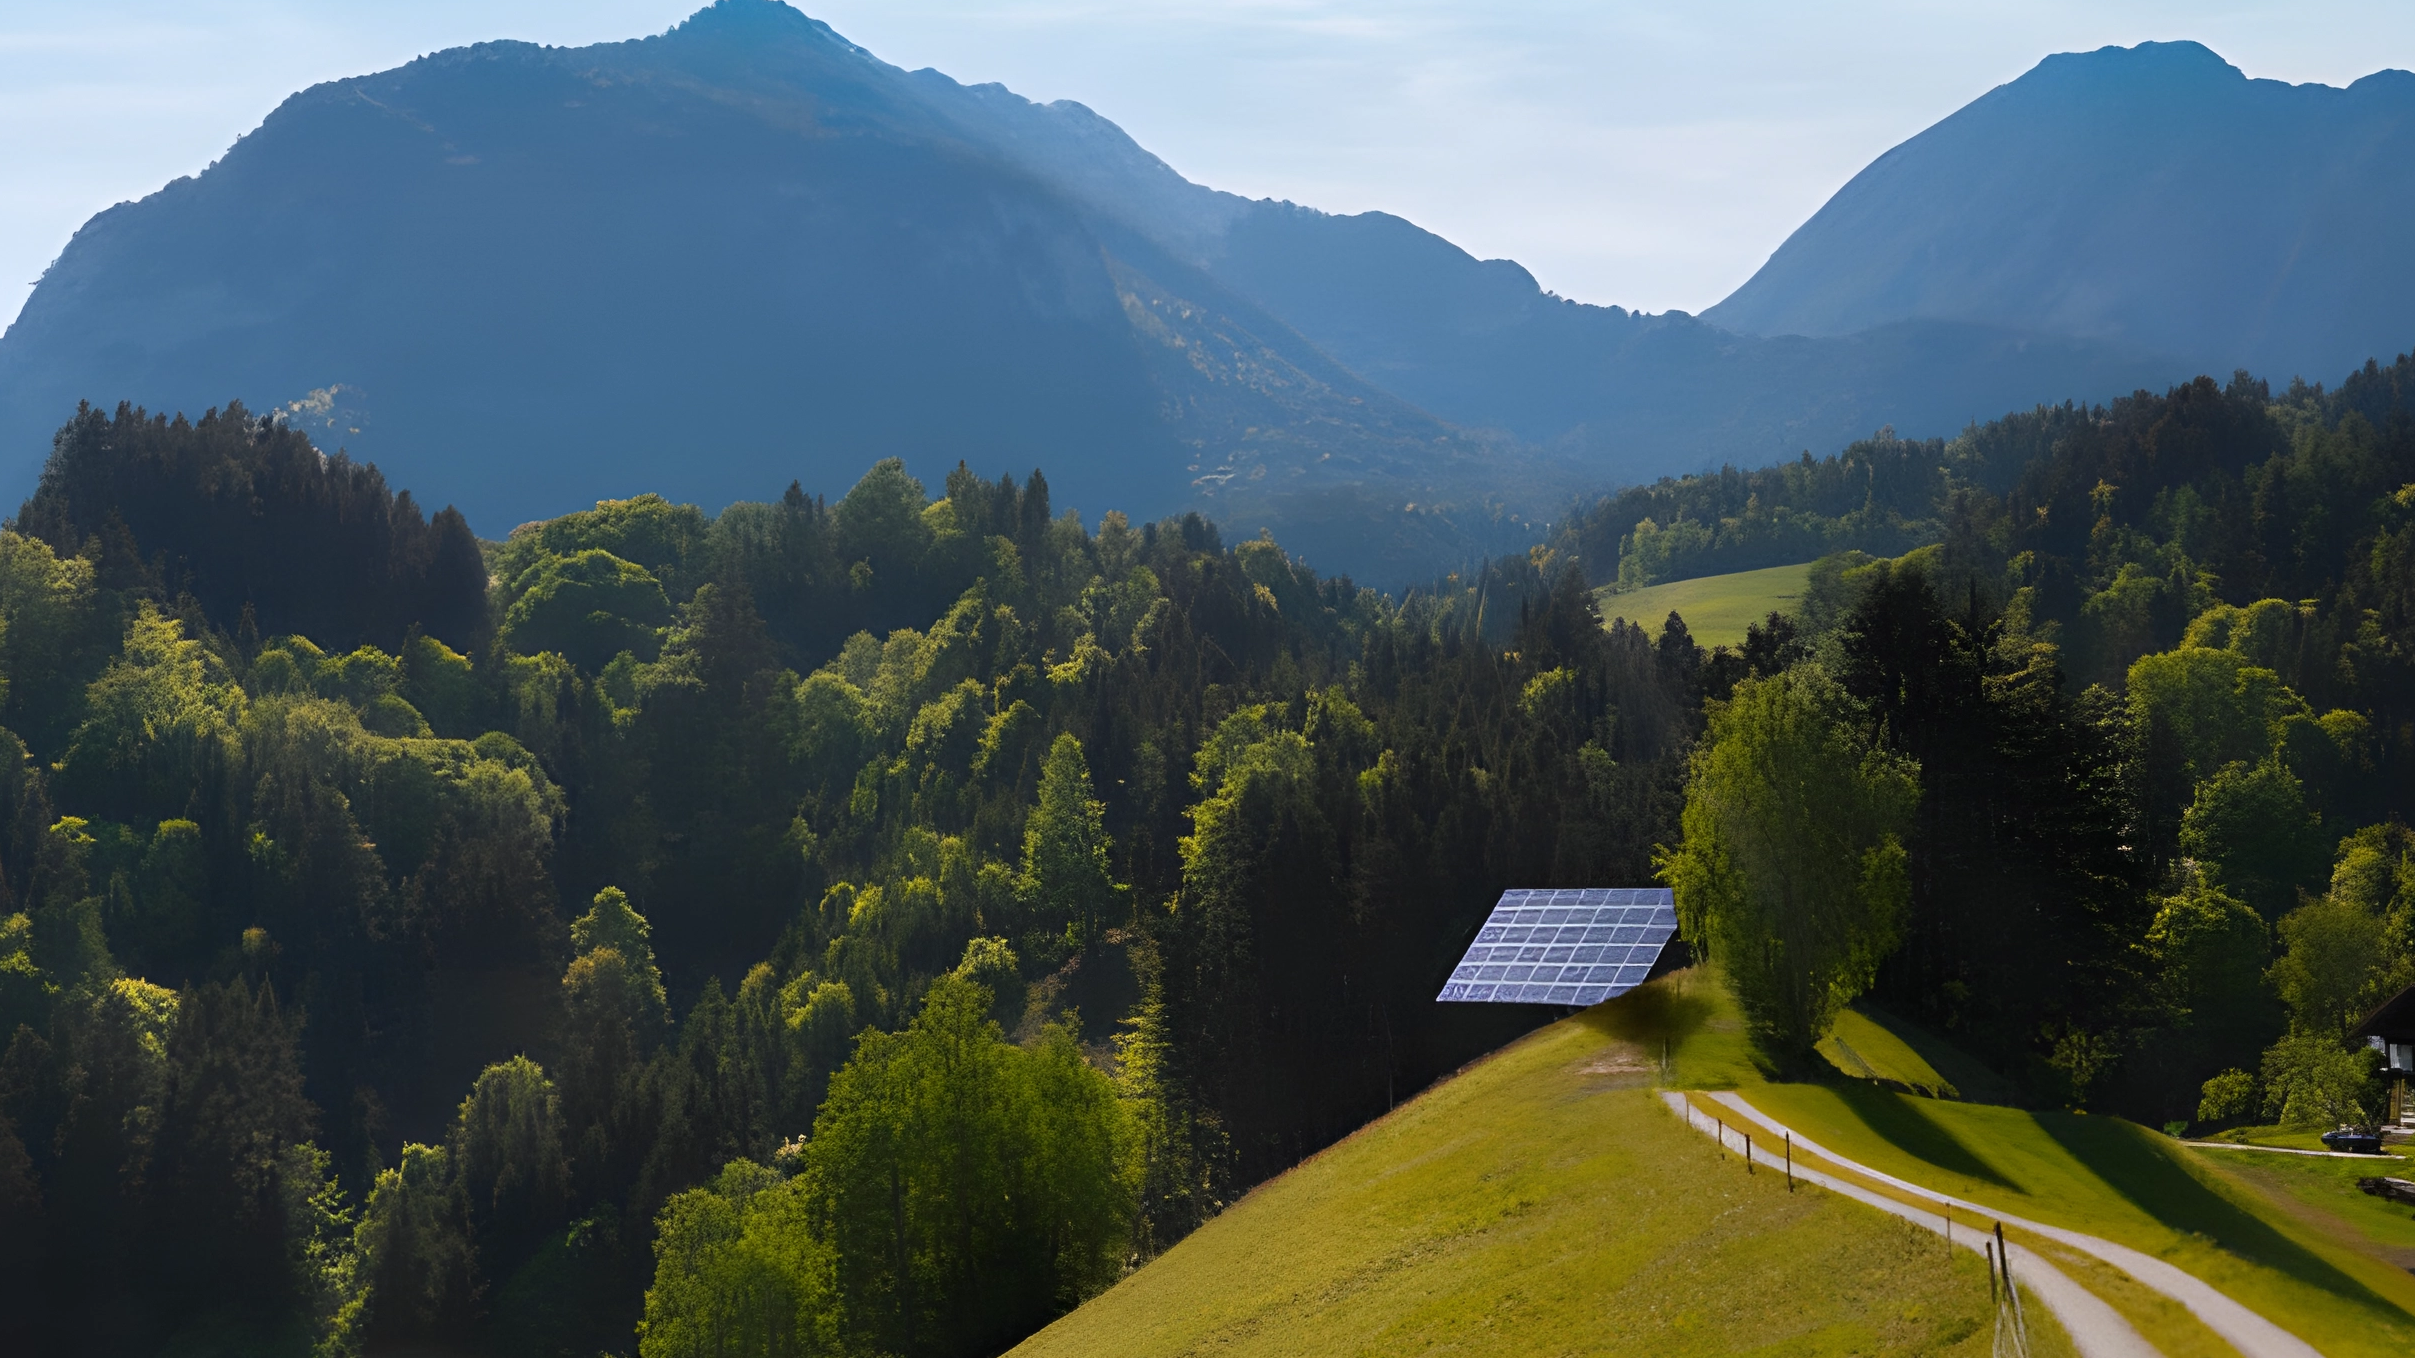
<box><xmin>1015</xmin><ymin>983</ymin><xmax>2036</xmax><ymax>1358</ymax></box>
<box><xmin>1597</xmin><ymin>561</ymin><xmax>1814</xmax><ymax>648</ymax></box>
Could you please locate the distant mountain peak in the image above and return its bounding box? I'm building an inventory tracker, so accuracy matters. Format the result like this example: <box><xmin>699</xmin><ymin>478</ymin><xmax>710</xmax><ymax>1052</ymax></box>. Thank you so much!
<box><xmin>8</xmin><ymin>9</ymin><xmax>2409</xmax><ymax>588</ymax></box>
<box><xmin>2041</xmin><ymin>38</ymin><xmax>2236</xmax><ymax>75</ymax></box>
<box><xmin>1703</xmin><ymin>40</ymin><xmax>2415</xmax><ymax>381</ymax></box>
<box><xmin>672</xmin><ymin>0</ymin><xmax>834</xmax><ymax>38</ymax></box>
<box><xmin>653</xmin><ymin>0</ymin><xmax>879</xmax><ymax>76</ymax></box>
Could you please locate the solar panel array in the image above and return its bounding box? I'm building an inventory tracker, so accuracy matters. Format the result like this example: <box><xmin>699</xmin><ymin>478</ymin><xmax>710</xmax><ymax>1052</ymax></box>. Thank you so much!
<box><xmin>1435</xmin><ymin>887</ymin><xmax>1678</xmax><ymax>1006</ymax></box>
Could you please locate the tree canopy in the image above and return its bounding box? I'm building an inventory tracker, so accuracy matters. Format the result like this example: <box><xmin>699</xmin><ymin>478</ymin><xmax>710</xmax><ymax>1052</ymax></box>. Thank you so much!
<box><xmin>1661</xmin><ymin>666</ymin><xmax>1917</xmax><ymax>1065</ymax></box>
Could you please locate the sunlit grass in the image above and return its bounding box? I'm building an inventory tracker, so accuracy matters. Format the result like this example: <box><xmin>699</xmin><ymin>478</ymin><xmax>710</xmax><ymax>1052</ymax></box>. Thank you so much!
<box><xmin>1015</xmin><ymin>981</ymin><xmax>2050</xmax><ymax>1358</ymax></box>
<box><xmin>2205</xmin><ymin>1146</ymin><xmax>2415</xmax><ymax>1271</ymax></box>
<box><xmin>1596</xmin><ymin>562</ymin><xmax>1813</xmax><ymax>648</ymax></box>
<box><xmin>1818</xmin><ymin>1007</ymin><xmax>1959</xmax><ymax>1097</ymax></box>
<box><xmin>1665</xmin><ymin>982</ymin><xmax>2415</xmax><ymax>1357</ymax></box>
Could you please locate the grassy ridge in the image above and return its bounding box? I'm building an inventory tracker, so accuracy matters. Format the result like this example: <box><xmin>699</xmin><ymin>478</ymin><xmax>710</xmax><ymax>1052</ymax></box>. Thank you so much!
<box><xmin>1595</xmin><ymin>562</ymin><xmax>1812</xmax><ymax>647</ymax></box>
<box><xmin>1015</xmin><ymin>990</ymin><xmax>2047</xmax><ymax>1358</ymax></box>
<box><xmin>1019</xmin><ymin>969</ymin><xmax>2413</xmax><ymax>1356</ymax></box>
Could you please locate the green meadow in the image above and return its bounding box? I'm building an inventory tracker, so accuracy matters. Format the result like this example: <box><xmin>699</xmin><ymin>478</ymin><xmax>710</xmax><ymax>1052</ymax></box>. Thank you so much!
<box><xmin>1596</xmin><ymin>562</ymin><xmax>1814</xmax><ymax>648</ymax></box>
<box><xmin>1664</xmin><ymin>979</ymin><xmax>2415</xmax><ymax>1358</ymax></box>
<box><xmin>1015</xmin><ymin>983</ymin><xmax>2060</xmax><ymax>1358</ymax></box>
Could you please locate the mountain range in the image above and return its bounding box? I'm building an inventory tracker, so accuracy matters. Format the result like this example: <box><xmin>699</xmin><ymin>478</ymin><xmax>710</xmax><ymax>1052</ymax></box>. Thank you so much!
<box><xmin>2</xmin><ymin>1</ymin><xmax>2410</xmax><ymax>581</ymax></box>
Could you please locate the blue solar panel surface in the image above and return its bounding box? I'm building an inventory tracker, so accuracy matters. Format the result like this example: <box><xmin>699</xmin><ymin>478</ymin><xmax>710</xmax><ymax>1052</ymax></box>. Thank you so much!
<box><xmin>1435</xmin><ymin>887</ymin><xmax>1678</xmax><ymax>1007</ymax></box>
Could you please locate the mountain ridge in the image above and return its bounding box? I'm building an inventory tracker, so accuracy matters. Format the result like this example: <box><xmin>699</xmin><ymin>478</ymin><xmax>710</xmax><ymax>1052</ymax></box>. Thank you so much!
<box><xmin>1704</xmin><ymin>39</ymin><xmax>2415</xmax><ymax>382</ymax></box>
<box><xmin>7</xmin><ymin>3</ymin><xmax>2412</xmax><ymax>582</ymax></box>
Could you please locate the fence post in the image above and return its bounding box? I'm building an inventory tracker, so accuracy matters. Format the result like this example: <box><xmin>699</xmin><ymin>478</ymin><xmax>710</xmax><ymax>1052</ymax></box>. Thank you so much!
<box><xmin>1785</xmin><ymin>1132</ymin><xmax>1793</xmax><ymax>1191</ymax></box>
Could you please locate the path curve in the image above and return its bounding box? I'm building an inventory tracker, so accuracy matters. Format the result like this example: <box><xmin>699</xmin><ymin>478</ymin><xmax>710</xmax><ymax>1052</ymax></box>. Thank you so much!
<box><xmin>1659</xmin><ymin>1091</ymin><xmax>2158</xmax><ymax>1358</ymax></box>
<box><xmin>1704</xmin><ymin>1090</ymin><xmax>2323</xmax><ymax>1358</ymax></box>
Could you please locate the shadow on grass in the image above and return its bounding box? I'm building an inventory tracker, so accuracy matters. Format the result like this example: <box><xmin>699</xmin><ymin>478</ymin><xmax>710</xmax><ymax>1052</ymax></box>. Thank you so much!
<box><xmin>1578</xmin><ymin>973</ymin><xmax>1716</xmax><ymax>1049</ymax></box>
<box><xmin>1853</xmin><ymin>1002</ymin><xmax>2024</xmax><ymax>1107</ymax></box>
<box><xmin>2036</xmin><ymin>1113</ymin><xmax>2404</xmax><ymax>1318</ymax></box>
<box><xmin>1818</xmin><ymin>1081</ymin><xmax>2023</xmax><ymax>1191</ymax></box>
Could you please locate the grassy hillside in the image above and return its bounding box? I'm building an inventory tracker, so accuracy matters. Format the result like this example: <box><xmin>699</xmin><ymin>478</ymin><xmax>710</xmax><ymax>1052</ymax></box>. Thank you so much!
<box><xmin>1596</xmin><ymin>562</ymin><xmax>1811</xmax><ymax>647</ymax></box>
<box><xmin>1014</xmin><ymin>984</ymin><xmax>2055</xmax><ymax>1358</ymax></box>
<box><xmin>1680</xmin><ymin>998</ymin><xmax>2415</xmax><ymax>1358</ymax></box>
<box><xmin>1026</xmin><ymin>969</ymin><xmax>2415</xmax><ymax>1358</ymax></box>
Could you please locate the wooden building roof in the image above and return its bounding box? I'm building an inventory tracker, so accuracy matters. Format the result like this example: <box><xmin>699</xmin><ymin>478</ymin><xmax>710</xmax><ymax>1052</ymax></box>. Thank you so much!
<box><xmin>2355</xmin><ymin>983</ymin><xmax>2415</xmax><ymax>1043</ymax></box>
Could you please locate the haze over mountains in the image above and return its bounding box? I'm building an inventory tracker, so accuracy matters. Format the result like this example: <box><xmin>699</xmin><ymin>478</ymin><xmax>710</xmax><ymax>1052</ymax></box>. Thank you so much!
<box><xmin>1</xmin><ymin>0</ymin><xmax>2410</xmax><ymax>580</ymax></box>
<box><xmin>1705</xmin><ymin>40</ymin><xmax>2415</xmax><ymax>384</ymax></box>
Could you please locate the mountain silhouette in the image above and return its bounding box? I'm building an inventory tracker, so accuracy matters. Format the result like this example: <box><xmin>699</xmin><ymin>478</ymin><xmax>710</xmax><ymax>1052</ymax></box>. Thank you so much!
<box><xmin>1705</xmin><ymin>40</ymin><xmax>2415</xmax><ymax>383</ymax></box>
<box><xmin>0</xmin><ymin>0</ymin><xmax>1528</xmax><ymax>578</ymax></box>
<box><xmin>881</xmin><ymin>46</ymin><xmax>2180</xmax><ymax>465</ymax></box>
<box><xmin>3</xmin><ymin>7</ymin><xmax>2406</xmax><ymax>581</ymax></box>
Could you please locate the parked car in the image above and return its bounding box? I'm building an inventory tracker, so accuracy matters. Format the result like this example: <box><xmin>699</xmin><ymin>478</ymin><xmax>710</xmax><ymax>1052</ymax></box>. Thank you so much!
<box><xmin>2323</xmin><ymin>1128</ymin><xmax>2386</xmax><ymax>1154</ymax></box>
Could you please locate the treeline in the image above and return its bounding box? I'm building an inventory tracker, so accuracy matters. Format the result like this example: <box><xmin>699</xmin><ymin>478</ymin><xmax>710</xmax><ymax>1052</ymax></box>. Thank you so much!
<box><xmin>1566</xmin><ymin>429</ymin><xmax>1957</xmax><ymax>590</ymax></box>
<box><xmin>1667</xmin><ymin>351</ymin><xmax>2415</xmax><ymax>1129</ymax></box>
<box><xmin>20</xmin><ymin>401</ymin><xmax>487</xmax><ymax>655</ymax></box>
<box><xmin>1570</xmin><ymin>353</ymin><xmax>2415</xmax><ymax>621</ymax></box>
<box><xmin>0</xmin><ymin>404</ymin><xmax>1703</xmax><ymax>1356</ymax></box>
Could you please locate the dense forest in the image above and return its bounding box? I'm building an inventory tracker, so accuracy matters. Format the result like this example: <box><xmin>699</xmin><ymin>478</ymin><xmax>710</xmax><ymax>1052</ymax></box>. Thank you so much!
<box><xmin>2</xmin><ymin>343</ymin><xmax>2411</xmax><ymax>1355</ymax></box>
<box><xmin>1631</xmin><ymin>353</ymin><xmax>2415</xmax><ymax>1134</ymax></box>
<box><xmin>0</xmin><ymin>400</ymin><xmax>1699</xmax><ymax>1356</ymax></box>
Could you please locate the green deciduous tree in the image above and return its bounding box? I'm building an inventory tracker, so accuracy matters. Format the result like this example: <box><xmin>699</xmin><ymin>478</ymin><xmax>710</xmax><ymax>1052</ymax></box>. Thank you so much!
<box><xmin>2197</xmin><ymin>1068</ymin><xmax>2255</xmax><ymax>1124</ymax></box>
<box><xmin>2144</xmin><ymin>879</ymin><xmax>2275</xmax><ymax>1111</ymax></box>
<box><xmin>2181</xmin><ymin>758</ymin><xmax>2328</xmax><ymax>919</ymax></box>
<box><xmin>2330</xmin><ymin>823</ymin><xmax>2415</xmax><ymax>957</ymax></box>
<box><xmin>636</xmin><ymin>976</ymin><xmax>1130</xmax><ymax>1358</ymax></box>
<box><xmin>573</xmin><ymin>887</ymin><xmax>666</xmax><ymax>998</ymax></box>
<box><xmin>450</xmin><ymin>1056</ymin><xmax>570</xmax><ymax>1278</ymax></box>
<box><xmin>0</xmin><ymin>529</ymin><xmax>106</xmax><ymax>758</ymax></box>
<box><xmin>800</xmin><ymin>974</ymin><xmax>1130</xmax><ymax>1356</ymax></box>
<box><xmin>638</xmin><ymin>1160</ymin><xmax>821</xmax><ymax>1358</ymax></box>
<box><xmin>352</xmin><ymin>1142</ymin><xmax>477</xmax><ymax>1347</ymax></box>
<box><xmin>57</xmin><ymin>606</ymin><xmax>244</xmax><ymax>824</ymax></box>
<box><xmin>499</xmin><ymin>549</ymin><xmax>673</xmax><ymax>671</ymax></box>
<box><xmin>2269</xmin><ymin>894</ymin><xmax>2396</xmax><ymax>1040</ymax></box>
<box><xmin>1659</xmin><ymin>666</ymin><xmax>1918</xmax><ymax>1066</ymax></box>
<box><xmin>2125</xmin><ymin>646</ymin><xmax>2307</xmax><ymax>782</ymax></box>
<box><xmin>2259</xmin><ymin>1033</ymin><xmax>2384</xmax><ymax>1132</ymax></box>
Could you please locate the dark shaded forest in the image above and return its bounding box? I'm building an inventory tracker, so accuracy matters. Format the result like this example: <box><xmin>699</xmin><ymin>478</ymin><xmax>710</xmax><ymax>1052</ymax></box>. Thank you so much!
<box><xmin>0</xmin><ymin>401</ymin><xmax>1699</xmax><ymax>1356</ymax></box>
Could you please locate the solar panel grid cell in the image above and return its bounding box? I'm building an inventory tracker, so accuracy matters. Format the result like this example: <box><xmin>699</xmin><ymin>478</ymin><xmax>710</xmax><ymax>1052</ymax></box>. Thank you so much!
<box><xmin>1435</xmin><ymin>886</ymin><xmax>1677</xmax><ymax>1007</ymax></box>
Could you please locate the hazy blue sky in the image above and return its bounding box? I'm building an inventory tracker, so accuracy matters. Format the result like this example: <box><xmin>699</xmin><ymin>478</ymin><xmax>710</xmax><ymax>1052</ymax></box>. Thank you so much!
<box><xmin>5</xmin><ymin>0</ymin><xmax>2414</xmax><ymax>328</ymax></box>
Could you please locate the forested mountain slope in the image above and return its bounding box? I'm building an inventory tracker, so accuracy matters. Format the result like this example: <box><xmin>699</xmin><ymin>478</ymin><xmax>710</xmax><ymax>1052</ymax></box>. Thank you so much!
<box><xmin>1706</xmin><ymin>41</ymin><xmax>2415</xmax><ymax>384</ymax></box>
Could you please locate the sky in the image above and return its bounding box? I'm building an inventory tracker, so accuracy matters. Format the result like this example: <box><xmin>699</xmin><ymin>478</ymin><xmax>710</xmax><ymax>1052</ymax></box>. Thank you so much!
<box><xmin>5</xmin><ymin>0</ymin><xmax>2415</xmax><ymax>330</ymax></box>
